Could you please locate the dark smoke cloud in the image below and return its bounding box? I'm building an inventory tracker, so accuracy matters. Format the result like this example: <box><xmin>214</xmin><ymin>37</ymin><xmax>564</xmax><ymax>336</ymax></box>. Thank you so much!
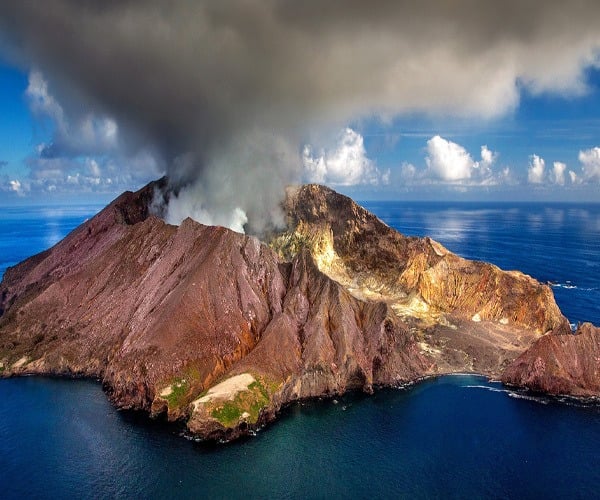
<box><xmin>0</xmin><ymin>1</ymin><xmax>599</xmax><ymax>230</ymax></box>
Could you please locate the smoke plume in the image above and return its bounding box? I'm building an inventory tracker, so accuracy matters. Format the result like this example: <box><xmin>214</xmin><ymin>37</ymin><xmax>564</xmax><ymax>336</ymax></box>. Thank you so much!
<box><xmin>1</xmin><ymin>1</ymin><xmax>599</xmax><ymax>231</ymax></box>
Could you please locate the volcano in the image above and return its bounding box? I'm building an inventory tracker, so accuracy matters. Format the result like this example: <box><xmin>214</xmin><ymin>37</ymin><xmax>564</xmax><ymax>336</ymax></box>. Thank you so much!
<box><xmin>1</xmin><ymin>179</ymin><xmax>598</xmax><ymax>441</ymax></box>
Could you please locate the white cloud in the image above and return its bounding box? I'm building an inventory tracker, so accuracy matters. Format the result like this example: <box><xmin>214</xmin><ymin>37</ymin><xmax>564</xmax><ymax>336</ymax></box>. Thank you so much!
<box><xmin>26</xmin><ymin>70</ymin><xmax>119</xmax><ymax>157</ymax></box>
<box><xmin>400</xmin><ymin>162</ymin><xmax>417</xmax><ymax>182</ymax></box>
<box><xmin>569</xmin><ymin>170</ymin><xmax>579</xmax><ymax>184</ymax></box>
<box><xmin>551</xmin><ymin>161</ymin><xmax>567</xmax><ymax>185</ymax></box>
<box><xmin>9</xmin><ymin>70</ymin><xmax>165</xmax><ymax>198</ymax></box>
<box><xmin>302</xmin><ymin>128</ymin><xmax>388</xmax><ymax>186</ymax></box>
<box><xmin>86</xmin><ymin>158</ymin><xmax>102</xmax><ymax>178</ymax></box>
<box><xmin>479</xmin><ymin>145</ymin><xmax>497</xmax><ymax>175</ymax></box>
<box><xmin>578</xmin><ymin>147</ymin><xmax>600</xmax><ymax>182</ymax></box>
<box><xmin>9</xmin><ymin>179</ymin><xmax>24</xmax><ymax>195</ymax></box>
<box><xmin>424</xmin><ymin>136</ymin><xmax>500</xmax><ymax>185</ymax></box>
<box><xmin>14</xmin><ymin>152</ymin><xmax>161</xmax><ymax>197</ymax></box>
<box><xmin>26</xmin><ymin>70</ymin><xmax>65</xmax><ymax>130</ymax></box>
<box><xmin>426</xmin><ymin>136</ymin><xmax>474</xmax><ymax>181</ymax></box>
<box><xmin>527</xmin><ymin>154</ymin><xmax>545</xmax><ymax>184</ymax></box>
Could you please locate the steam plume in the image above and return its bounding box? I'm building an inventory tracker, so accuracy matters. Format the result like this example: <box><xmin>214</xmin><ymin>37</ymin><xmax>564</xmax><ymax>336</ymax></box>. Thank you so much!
<box><xmin>1</xmin><ymin>1</ymin><xmax>599</xmax><ymax>231</ymax></box>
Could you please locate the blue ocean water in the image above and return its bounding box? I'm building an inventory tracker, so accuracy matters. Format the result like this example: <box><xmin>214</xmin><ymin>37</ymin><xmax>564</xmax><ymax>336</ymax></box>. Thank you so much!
<box><xmin>0</xmin><ymin>205</ymin><xmax>101</xmax><ymax>279</ymax></box>
<box><xmin>0</xmin><ymin>202</ymin><xmax>599</xmax><ymax>499</ymax></box>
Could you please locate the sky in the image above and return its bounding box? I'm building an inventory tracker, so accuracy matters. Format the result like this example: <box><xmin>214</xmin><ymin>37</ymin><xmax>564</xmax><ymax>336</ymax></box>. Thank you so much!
<box><xmin>0</xmin><ymin>1</ymin><xmax>599</xmax><ymax>226</ymax></box>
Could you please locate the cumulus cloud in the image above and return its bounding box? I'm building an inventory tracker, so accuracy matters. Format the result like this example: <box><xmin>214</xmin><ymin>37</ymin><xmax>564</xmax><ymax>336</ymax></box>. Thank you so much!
<box><xmin>397</xmin><ymin>136</ymin><xmax>508</xmax><ymax>188</ymax></box>
<box><xmin>569</xmin><ymin>170</ymin><xmax>579</xmax><ymax>184</ymax></box>
<box><xmin>426</xmin><ymin>136</ymin><xmax>476</xmax><ymax>181</ymax></box>
<box><xmin>9</xmin><ymin>179</ymin><xmax>24</xmax><ymax>195</ymax></box>
<box><xmin>26</xmin><ymin>70</ymin><xmax>64</xmax><ymax>125</ymax></box>
<box><xmin>526</xmin><ymin>153</ymin><xmax>600</xmax><ymax>186</ymax></box>
<box><xmin>26</xmin><ymin>70</ymin><xmax>119</xmax><ymax>158</ymax></box>
<box><xmin>424</xmin><ymin>136</ymin><xmax>500</xmax><ymax>185</ymax></box>
<box><xmin>399</xmin><ymin>162</ymin><xmax>418</xmax><ymax>182</ymax></box>
<box><xmin>551</xmin><ymin>161</ymin><xmax>567</xmax><ymax>185</ymax></box>
<box><xmin>578</xmin><ymin>147</ymin><xmax>600</xmax><ymax>182</ymax></box>
<box><xmin>1</xmin><ymin>1</ymin><xmax>600</xmax><ymax>224</ymax></box>
<box><xmin>528</xmin><ymin>155</ymin><xmax>546</xmax><ymax>184</ymax></box>
<box><xmin>302</xmin><ymin>128</ymin><xmax>387</xmax><ymax>186</ymax></box>
<box><xmin>9</xmin><ymin>71</ymin><xmax>163</xmax><ymax>197</ymax></box>
<box><xmin>15</xmin><ymin>150</ymin><xmax>161</xmax><ymax>197</ymax></box>
<box><xmin>526</xmin><ymin>147</ymin><xmax>600</xmax><ymax>186</ymax></box>
<box><xmin>479</xmin><ymin>145</ymin><xmax>497</xmax><ymax>173</ymax></box>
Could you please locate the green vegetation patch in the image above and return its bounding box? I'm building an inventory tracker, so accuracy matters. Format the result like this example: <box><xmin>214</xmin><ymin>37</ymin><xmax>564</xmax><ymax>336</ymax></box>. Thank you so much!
<box><xmin>209</xmin><ymin>377</ymin><xmax>274</xmax><ymax>428</ymax></box>
<box><xmin>211</xmin><ymin>402</ymin><xmax>243</xmax><ymax>426</ymax></box>
<box><xmin>163</xmin><ymin>378</ymin><xmax>190</xmax><ymax>408</ymax></box>
<box><xmin>162</xmin><ymin>363</ymin><xmax>208</xmax><ymax>410</ymax></box>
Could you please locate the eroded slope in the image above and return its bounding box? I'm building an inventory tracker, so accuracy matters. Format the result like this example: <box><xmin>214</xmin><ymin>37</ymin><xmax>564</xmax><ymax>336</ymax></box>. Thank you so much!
<box><xmin>271</xmin><ymin>184</ymin><xmax>569</xmax><ymax>377</ymax></box>
<box><xmin>0</xmin><ymin>180</ymin><xmax>596</xmax><ymax>441</ymax></box>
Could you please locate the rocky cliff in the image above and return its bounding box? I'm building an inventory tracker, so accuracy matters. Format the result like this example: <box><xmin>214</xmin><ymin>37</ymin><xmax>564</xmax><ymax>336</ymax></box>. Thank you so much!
<box><xmin>0</xmin><ymin>180</ymin><xmax>597</xmax><ymax>441</ymax></box>
<box><xmin>502</xmin><ymin>322</ymin><xmax>600</xmax><ymax>397</ymax></box>
<box><xmin>271</xmin><ymin>185</ymin><xmax>570</xmax><ymax>376</ymax></box>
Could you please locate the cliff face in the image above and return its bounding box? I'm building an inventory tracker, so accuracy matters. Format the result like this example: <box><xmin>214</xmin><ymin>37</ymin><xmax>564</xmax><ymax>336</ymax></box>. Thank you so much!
<box><xmin>0</xmin><ymin>180</ymin><xmax>597</xmax><ymax>441</ymax></box>
<box><xmin>502</xmin><ymin>323</ymin><xmax>600</xmax><ymax>397</ymax></box>
<box><xmin>0</xmin><ymin>180</ymin><xmax>427</xmax><ymax>439</ymax></box>
<box><xmin>271</xmin><ymin>185</ymin><xmax>569</xmax><ymax>377</ymax></box>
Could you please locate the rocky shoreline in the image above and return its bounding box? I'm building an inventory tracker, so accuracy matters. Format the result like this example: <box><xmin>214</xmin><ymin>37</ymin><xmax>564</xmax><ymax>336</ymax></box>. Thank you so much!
<box><xmin>1</xmin><ymin>180</ymin><xmax>599</xmax><ymax>441</ymax></box>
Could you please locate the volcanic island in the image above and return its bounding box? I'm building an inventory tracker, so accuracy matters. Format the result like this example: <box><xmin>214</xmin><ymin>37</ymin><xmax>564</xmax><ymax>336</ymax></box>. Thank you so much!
<box><xmin>1</xmin><ymin>179</ymin><xmax>598</xmax><ymax>441</ymax></box>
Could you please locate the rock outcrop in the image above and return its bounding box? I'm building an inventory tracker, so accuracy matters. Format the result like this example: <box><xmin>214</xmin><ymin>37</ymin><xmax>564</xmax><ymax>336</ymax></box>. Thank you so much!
<box><xmin>502</xmin><ymin>322</ymin><xmax>600</xmax><ymax>397</ymax></box>
<box><xmin>271</xmin><ymin>185</ymin><xmax>569</xmax><ymax>377</ymax></box>
<box><xmin>0</xmin><ymin>180</ymin><xmax>597</xmax><ymax>441</ymax></box>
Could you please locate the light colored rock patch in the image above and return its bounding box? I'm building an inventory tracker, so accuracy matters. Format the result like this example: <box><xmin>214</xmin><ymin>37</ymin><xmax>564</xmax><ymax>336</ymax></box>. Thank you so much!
<box><xmin>12</xmin><ymin>356</ymin><xmax>29</xmax><ymax>368</ymax></box>
<box><xmin>159</xmin><ymin>379</ymin><xmax>187</xmax><ymax>398</ymax></box>
<box><xmin>419</xmin><ymin>341</ymin><xmax>441</xmax><ymax>355</ymax></box>
<box><xmin>472</xmin><ymin>313</ymin><xmax>482</xmax><ymax>322</ymax></box>
<box><xmin>192</xmin><ymin>373</ymin><xmax>255</xmax><ymax>411</ymax></box>
<box><xmin>159</xmin><ymin>386</ymin><xmax>173</xmax><ymax>397</ymax></box>
<box><xmin>311</xmin><ymin>229</ymin><xmax>337</xmax><ymax>270</ymax></box>
<box><xmin>392</xmin><ymin>294</ymin><xmax>431</xmax><ymax>317</ymax></box>
<box><xmin>500</xmin><ymin>318</ymin><xmax>509</xmax><ymax>325</ymax></box>
<box><xmin>428</xmin><ymin>239</ymin><xmax>449</xmax><ymax>257</ymax></box>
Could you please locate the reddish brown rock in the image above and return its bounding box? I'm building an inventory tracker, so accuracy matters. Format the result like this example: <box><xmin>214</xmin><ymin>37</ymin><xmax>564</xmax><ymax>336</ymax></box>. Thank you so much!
<box><xmin>0</xmin><ymin>180</ymin><xmax>427</xmax><ymax>438</ymax></box>
<box><xmin>275</xmin><ymin>184</ymin><xmax>566</xmax><ymax>334</ymax></box>
<box><xmin>271</xmin><ymin>184</ymin><xmax>569</xmax><ymax>377</ymax></box>
<box><xmin>502</xmin><ymin>323</ymin><xmax>600</xmax><ymax>397</ymax></box>
<box><xmin>0</xmin><ymin>179</ymin><xmax>597</xmax><ymax>441</ymax></box>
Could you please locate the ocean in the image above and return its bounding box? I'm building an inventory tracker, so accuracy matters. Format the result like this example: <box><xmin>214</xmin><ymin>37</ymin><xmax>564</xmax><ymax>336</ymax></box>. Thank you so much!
<box><xmin>0</xmin><ymin>201</ymin><xmax>599</xmax><ymax>499</ymax></box>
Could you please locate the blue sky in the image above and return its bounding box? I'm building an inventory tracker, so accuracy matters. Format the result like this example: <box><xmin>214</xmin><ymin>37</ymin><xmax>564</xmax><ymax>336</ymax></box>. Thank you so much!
<box><xmin>1</xmin><ymin>59</ymin><xmax>599</xmax><ymax>204</ymax></box>
<box><xmin>0</xmin><ymin>2</ymin><xmax>599</xmax><ymax>210</ymax></box>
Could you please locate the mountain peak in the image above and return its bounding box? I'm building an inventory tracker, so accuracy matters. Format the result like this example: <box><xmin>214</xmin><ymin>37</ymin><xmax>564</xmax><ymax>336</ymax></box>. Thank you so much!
<box><xmin>0</xmin><ymin>179</ymin><xmax>597</xmax><ymax>442</ymax></box>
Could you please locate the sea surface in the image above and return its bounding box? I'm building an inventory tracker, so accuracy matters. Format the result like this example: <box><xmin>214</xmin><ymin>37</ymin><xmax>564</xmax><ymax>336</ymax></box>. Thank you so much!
<box><xmin>0</xmin><ymin>201</ymin><xmax>599</xmax><ymax>499</ymax></box>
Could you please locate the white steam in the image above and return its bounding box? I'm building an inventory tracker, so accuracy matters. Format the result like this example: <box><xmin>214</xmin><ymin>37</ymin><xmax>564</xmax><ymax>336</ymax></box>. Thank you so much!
<box><xmin>161</xmin><ymin>130</ymin><xmax>300</xmax><ymax>234</ymax></box>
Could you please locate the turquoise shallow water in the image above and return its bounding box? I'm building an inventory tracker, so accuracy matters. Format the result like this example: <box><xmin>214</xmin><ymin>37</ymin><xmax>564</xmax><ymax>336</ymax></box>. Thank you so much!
<box><xmin>0</xmin><ymin>202</ymin><xmax>599</xmax><ymax>498</ymax></box>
